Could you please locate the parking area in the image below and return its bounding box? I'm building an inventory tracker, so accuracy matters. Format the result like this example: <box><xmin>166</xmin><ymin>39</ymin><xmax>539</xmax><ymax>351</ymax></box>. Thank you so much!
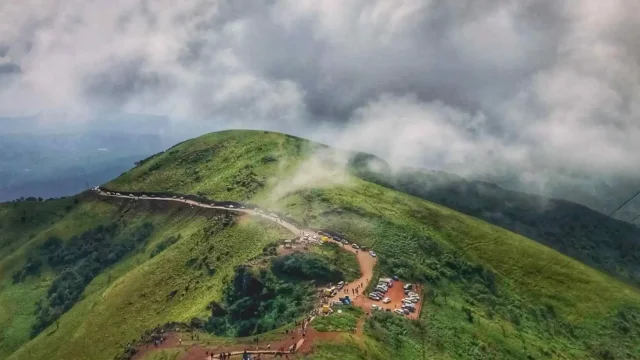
<box><xmin>354</xmin><ymin>279</ymin><xmax>423</xmax><ymax>320</ymax></box>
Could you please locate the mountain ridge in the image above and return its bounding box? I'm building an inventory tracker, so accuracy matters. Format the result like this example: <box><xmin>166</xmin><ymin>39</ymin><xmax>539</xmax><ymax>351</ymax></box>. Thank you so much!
<box><xmin>1</xmin><ymin>130</ymin><xmax>639</xmax><ymax>360</ymax></box>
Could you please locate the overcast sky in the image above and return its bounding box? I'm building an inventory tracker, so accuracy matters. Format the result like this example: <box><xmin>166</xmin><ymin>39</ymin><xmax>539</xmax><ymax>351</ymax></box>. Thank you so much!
<box><xmin>1</xmin><ymin>0</ymin><xmax>639</xmax><ymax>201</ymax></box>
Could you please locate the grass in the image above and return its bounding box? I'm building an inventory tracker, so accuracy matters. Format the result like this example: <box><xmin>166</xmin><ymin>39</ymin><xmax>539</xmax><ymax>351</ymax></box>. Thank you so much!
<box><xmin>0</xmin><ymin>197</ymin><xmax>78</xmax><ymax>262</ymax></box>
<box><xmin>107</xmin><ymin>130</ymin><xmax>316</xmax><ymax>201</ymax></box>
<box><xmin>312</xmin><ymin>306</ymin><xmax>362</xmax><ymax>332</ymax></box>
<box><xmin>305</xmin><ymin>337</ymin><xmax>392</xmax><ymax>360</ymax></box>
<box><xmin>2</xmin><ymin>130</ymin><xmax>640</xmax><ymax>359</ymax></box>
<box><xmin>3</xmin><ymin>196</ymin><xmax>289</xmax><ymax>360</ymax></box>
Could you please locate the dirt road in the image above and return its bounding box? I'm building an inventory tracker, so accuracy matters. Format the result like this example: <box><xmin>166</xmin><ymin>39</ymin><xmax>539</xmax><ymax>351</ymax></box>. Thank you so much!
<box><xmin>96</xmin><ymin>189</ymin><xmax>378</xmax><ymax>358</ymax></box>
<box><xmin>95</xmin><ymin>190</ymin><xmax>376</xmax><ymax>297</ymax></box>
<box><xmin>328</xmin><ymin>243</ymin><xmax>377</xmax><ymax>304</ymax></box>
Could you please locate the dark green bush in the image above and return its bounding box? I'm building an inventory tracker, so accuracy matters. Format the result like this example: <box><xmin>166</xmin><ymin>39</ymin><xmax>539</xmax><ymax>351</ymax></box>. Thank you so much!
<box><xmin>205</xmin><ymin>266</ymin><xmax>315</xmax><ymax>337</ymax></box>
<box><xmin>30</xmin><ymin>222</ymin><xmax>153</xmax><ymax>337</ymax></box>
<box><xmin>272</xmin><ymin>251</ymin><xmax>345</xmax><ymax>283</ymax></box>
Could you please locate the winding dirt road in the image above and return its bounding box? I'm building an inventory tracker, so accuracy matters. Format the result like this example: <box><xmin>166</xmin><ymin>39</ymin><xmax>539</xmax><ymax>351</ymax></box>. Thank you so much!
<box><xmin>95</xmin><ymin>189</ymin><xmax>377</xmax><ymax>359</ymax></box>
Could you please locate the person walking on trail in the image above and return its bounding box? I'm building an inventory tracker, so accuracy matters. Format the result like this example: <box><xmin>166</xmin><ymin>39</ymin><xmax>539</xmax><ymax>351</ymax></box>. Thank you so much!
<box><xmin>178</xmin><ymin>338</ymin><xmax>182</xmax><ymax>345</ymax></box>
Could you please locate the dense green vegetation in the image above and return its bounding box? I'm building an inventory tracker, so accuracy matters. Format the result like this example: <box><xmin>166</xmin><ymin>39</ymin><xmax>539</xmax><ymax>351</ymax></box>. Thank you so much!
<box><xmin>149</xmin><ymin>235</ymin><xmax>180</xmax><ymax>258</ymax></box>
<box><xmin>312</xmin><ymin>306</ymin><xmax>362</xmax><ymax>332</ymax></box>
<box><xmin>311</xmin><ymin>242</ymin><xmax>361</xmax><ymax>282</ymax></box>
<box><xmin>0</xmin><ymin>194</ymin><xmax>289</xmax><ymax>360</ymax></box>
<box><xmin>2</xmin><ymin>130</ymin><xmax>640</xmax><ymax>360</ymax></box>
<box><xmin>272</xmin><ymin>251</ymin><xmax>346</xmax><ymax>284</ymax></box>
<box><xmin>204</xmin><ymin>265</ymin><xmax>315</xmax><ymax>336</ymax></box>
<box><xmin>350</xmin><ymin>159</ymin><xmax>640</xmax><ymax>286</ymax></box>
<box><xmin>27</xmin><ymin>223</ymin><xmax>153</xmax><ymax>336</ymax></box>
<box><xmin>0</xmin><ymin>196</ymin><xmax>78</xmax><ymax>262</ymax></box>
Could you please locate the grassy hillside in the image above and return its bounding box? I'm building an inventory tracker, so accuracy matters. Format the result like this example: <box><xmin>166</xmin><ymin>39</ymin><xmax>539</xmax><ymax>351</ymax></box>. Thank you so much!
<box><xmin>0</xmin><ymin>195</ymin><xmax>290</xmax><ymax>359</ymax></box>
<box><xmin>2</xmin><ymin>130</ymin><xmax>640</xmax><ymax>359</ymax></box>
<box><xmin>350</xmin><ymin>162</ymin><xmax>640</xmax><ymax>287</ymax></box>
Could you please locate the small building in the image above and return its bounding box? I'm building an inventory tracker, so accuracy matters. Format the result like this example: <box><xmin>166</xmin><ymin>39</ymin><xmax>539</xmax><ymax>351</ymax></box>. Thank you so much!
<box><xmin>284</xmin><ymin>240</ymin><xmax>292</xmax><ymax>249</ymax></box>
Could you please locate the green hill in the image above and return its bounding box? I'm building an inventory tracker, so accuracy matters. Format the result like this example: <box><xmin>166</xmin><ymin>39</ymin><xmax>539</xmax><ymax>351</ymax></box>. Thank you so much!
<box><xmin>350</xmin><ymin>161</ymin><xmax>640</xmax><ymax>287</ymax></box>
<box><xmin>1</xmin><ymin>130</ymin><xmax>639</xmax><ymax>360</ymax></box>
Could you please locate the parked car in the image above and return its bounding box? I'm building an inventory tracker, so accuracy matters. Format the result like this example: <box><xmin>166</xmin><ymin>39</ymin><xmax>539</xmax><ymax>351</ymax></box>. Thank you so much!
<box><xmin>371</xmin><ymin>304</ymin><xmax>382</xmax><ymax>311</ymax></box>
<box><xmin>351</xmin><ymin>244</ymin><xmax>359</xmax><ymax>249</ymax></box>
<box><xmin>393</xmin><ymin>309</ymin><xmax>405</xmax><ymax>316</ymax></box>
<box><xmin>331</xmin><ymin>300</ymin><xmax>343</xmax><ymax>306</ymax></box>
<box><xmin>402</xmin><ymin>308</ymin><xmax>410</xmax><ymax>315</ymax></box>
<box><xmin>392</xmin><ymin>276</ymin><xmax>399</xmax><ymax>281</ymax></box>
<box><xmin>341</xmin><ymin>239</ymin><xmax>349</xmax><ymax>245</ymax></box>
<box><xmin>369</xmin><ymin>251</ymin><xmax>377</xmax><ymax>257</ymax></box>
<box><xmin>382</xmin><ymin>297</ymin><xmax>391</xmax><ymax>304</ymax></box>
<box><xmin>369</xmin><ymin>294</ymin><xmax>381</xmax><ymax>301</ymax></box>
<box><xmin>337</xmin><ymin>281</ymin><xmax>345</xmax><ymax>289</ymax></box>
<box><xmin>403</xmin><ymin>304</ymin><xmax>416</xmax><ymax>311</ymax></box>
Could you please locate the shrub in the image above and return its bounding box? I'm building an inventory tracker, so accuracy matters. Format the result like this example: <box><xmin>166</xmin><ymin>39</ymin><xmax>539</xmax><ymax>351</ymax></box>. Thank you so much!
<box><xmin>272</xmin><ymin>252</ymin><xmax>344</xmax><ymax>283</ymax></box>
<box><xmin>30</xmin><ymin>222</ymin><xmax>154</xmax><ymax>336</ymax></box>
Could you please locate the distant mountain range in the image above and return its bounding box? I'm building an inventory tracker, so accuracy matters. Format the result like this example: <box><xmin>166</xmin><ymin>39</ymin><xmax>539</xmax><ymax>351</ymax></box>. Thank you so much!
<box><xmin>0</xmin><ymin>113</ymin><xmax>183</xmax><ymax>201</ymax></box>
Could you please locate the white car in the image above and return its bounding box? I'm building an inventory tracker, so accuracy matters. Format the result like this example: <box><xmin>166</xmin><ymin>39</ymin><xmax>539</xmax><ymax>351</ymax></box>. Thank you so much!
<box><xmin>382</xmin><ymin>297</ymin><xmax>391</xmax><ymax>304</ymax></box>
<box><xmin>369</xmin><ymin>251</ymin><xmax>377</xmax><ymax>257</ymax></box>
<box><xmin>371</xmin><ymin>304</ymin><xmax>382</xmax><ymax>311</ymax></box>
<box><xmin>393</xmin><ymin>309</ymin><xmax>405</xmax><ymax>316</ymax></box>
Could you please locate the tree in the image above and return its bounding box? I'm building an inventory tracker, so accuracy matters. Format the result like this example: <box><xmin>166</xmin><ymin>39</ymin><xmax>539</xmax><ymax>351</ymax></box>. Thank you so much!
<box><xmin>462</xmin><ymin>306</ymin><xmax>473</xmax><ymax>323</ymax></box>
<box><xmin>440</xmin><ymin>282</ymin><xmax>450</xmax><ymax>303</ymax></box>
<box><xmin>427</xmin><ymin>288</ymin><xmax>438</xmax><ymax>303</ymax></box>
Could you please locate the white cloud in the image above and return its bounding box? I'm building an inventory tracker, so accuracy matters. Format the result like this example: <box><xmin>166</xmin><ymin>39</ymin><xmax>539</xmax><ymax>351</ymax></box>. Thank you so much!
<box><xmin>1</xmin><ymin>0</ymin><xmax>639</xmax><ymax>206</ymax></box>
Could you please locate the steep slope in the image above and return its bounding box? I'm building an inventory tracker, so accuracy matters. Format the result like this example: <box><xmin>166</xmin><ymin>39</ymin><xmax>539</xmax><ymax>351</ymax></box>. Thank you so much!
<box><xmin>0</xmin><ymin>195</ymin><xmax>290</xmax><ymax>359</ymax></box>
<box><xmin>351</xmin><ymin>159</ymin><xmax>640</xmax><ymax>287</ymax></box>
<box><xmin>2</xmin><ymin>130</ymin><xmax>640</xmax><ymax>360</ymax></box>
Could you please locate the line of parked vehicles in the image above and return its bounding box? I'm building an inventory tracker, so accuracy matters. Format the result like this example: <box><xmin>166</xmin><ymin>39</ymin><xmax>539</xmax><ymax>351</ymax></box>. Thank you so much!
<box><xmin>316</xmin><ymin>231</ymin><xmax>377</xmax><ymax>258</ymax></box>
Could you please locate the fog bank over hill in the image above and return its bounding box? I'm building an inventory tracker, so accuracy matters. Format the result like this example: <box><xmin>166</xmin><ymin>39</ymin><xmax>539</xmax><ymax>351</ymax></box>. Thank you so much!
<box><xmin>1</xmin><ymin>1</ymin><xmax>639</xmax><ymax>217</ymax></box>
